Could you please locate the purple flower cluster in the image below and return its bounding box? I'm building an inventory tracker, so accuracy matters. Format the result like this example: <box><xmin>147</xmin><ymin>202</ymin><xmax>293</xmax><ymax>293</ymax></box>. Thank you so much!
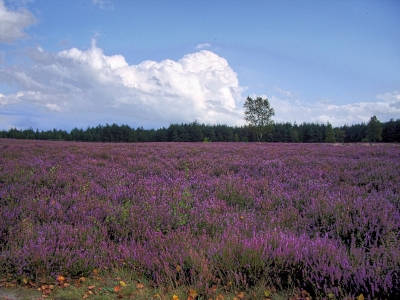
<box><xmin>1</xmin><ymin>140</ymin><xmax>399</xmax><ymax>298</ymax></box>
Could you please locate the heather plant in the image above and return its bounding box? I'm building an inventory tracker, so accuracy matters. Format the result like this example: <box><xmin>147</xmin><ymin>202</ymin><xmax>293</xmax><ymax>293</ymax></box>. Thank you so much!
<box><xmin>0</xmin><ymin>140</ymin><xmax>399</xmax><ymax>299</ymax></box>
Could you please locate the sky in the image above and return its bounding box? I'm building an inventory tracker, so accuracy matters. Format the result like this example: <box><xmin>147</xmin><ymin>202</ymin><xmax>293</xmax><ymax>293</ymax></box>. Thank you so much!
<box><xmin>0</xmin><ymin>0</ymin><xmax>399</xmax><ymax>131</ymax></box>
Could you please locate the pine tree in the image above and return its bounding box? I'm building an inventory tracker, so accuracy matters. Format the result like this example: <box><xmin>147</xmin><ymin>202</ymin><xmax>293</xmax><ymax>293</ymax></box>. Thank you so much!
<box><xmin>324</xmin><ymin>123</ymin><xmax>336</xmax><ymax>143</ymax></box>
<box><xmin>333</xmin><ymin>128</ymin><xmax>346</xmax><ymax>143</ymax></box>
<box><xmin>366</xmin><ymin>116</ymin><xmax>383</xmax><ymax>142</ymax></box>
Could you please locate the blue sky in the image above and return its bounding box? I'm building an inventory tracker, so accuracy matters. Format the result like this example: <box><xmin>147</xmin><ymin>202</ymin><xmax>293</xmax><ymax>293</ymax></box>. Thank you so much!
<box><xmin>0</xmin><ymin>0</ymin><xmax>399</xmax><ymax>131</ymax></box>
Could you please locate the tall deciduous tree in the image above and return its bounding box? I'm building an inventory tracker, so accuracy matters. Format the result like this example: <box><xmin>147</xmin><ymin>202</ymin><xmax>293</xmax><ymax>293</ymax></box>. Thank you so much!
<box><xmin>243</xmin><ymin>96</ymin><xmax>275</xmax><ymax>142</ymax></box>
<box><xmin>366</xmin><ymin>115</ymin><xmax>383</xmax><ymax>142</ymax></box>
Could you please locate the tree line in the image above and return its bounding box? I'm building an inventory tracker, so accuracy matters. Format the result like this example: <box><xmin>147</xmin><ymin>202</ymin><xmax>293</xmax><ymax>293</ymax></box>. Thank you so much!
<box><xmin>1</xmin><ymin>117</ymin><xmax>399</xmax><ymax>143</ymax></box>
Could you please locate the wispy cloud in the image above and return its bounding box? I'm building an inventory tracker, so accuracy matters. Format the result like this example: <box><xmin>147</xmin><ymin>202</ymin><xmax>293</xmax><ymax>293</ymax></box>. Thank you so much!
<box><xmin>6</xmin><ymin>0</ymin><xmax>34</xmax><ymax>6</ymax></box>
<box><xmin>196</xmin><ymin>43</ymin><xmax>211</xmax><ymax>49</ymax></box>
<box><xmin>274</xmin><ymin>86</ymin><xmax>295</xmax><ymax>98</ymax></box>
<box><xmin>92</xmin><ymin>0</ymin><xmax>113</xmax><ymax>10</ymax></box>
<box><xmin>0</xmin><ymin>0</ymin><xmax>35</xmax><ymax>43</ymax></box>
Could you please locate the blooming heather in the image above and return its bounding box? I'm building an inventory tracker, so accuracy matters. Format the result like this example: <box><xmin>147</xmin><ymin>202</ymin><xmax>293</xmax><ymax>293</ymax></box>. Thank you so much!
<box><xmin>0</xmin><ymin>140</ymin><xmax>399</xmax><ymax>298</ymax></box>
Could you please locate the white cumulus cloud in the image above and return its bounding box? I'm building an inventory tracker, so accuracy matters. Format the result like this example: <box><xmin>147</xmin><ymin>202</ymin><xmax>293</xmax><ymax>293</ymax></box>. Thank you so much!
<box><xmin>0</xmin><ymin>39</ymin><xmax>246</xmax><ymax>129</ymax></box>
<box><xmin>265</xmin><ymin>90</ymin><xmax>400</xmax><ymax>126</ymax></box>
<box><xmin>376</xmin><ymin>91</ymin><xmax>400</xmax><ymax>104</ymax></box>
<box><xmin>0</xmin><ymin>0</ymin><xmax>35</xmax><ymax>43</ymax></box>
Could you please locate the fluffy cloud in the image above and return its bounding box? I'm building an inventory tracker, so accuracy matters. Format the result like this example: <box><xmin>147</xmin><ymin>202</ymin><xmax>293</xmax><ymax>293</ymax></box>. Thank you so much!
<box><xmin>1</xmin><ymin>30</ymin><xmax>398</xmax><ymax>130</ymax></box>
<box><xmin>0</xmin><ymin>0</ymin><xmax>35</xmax><ymax>43</ymax></box>
<box><xmin>0</xmin><ymin>39</ymin><xmax>246</xmax><ymax>129</ymax></box>
<box><xmin>267</xmin><ymin>90</ymin><xmax>400</xmax><ymax>126</ymax></box>
<box><xmin>376</xmin><ymin>91</ymin><xmax>400</xmax><ymax>105</ymax></box>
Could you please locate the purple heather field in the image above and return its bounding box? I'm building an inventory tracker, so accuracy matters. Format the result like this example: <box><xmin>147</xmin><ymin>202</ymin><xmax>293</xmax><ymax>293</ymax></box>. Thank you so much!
<box><xmin>0</xmin><ymin>140</ymin><xmax>399</xmax><ymax>298</ymax></box>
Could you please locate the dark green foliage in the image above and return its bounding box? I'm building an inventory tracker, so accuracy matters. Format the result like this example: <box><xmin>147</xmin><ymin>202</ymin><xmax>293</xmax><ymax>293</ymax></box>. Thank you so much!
<box><xmin>273</xmin><ymin>123</ymin><xmax>298</xmax><ymax>142</ymax></box>
<box><xmin>1</xmin><ymin>117</ymin><xmax>400</xmax><ymax>143</ymax></box>
<box><xmin>298</xmin><ymin>122</ymin><xmax>324</xmax><ymax>143</ymax></box>
<box><xmin>366</xmin><ymin>115</ymin><xmax>383</xmax><ymax>142</ymax></box>
<box><xmin>189</xmin><ymin>121</ymin><xmax>203</xmax><ymax>142</ymax></box>
<box><xmin>382</xmin><ymin>118</ymin><xmax>400</xmax><ymax>142</ymax></box>
<box><xmin>341</xmin><ymin>123</ymin><xmax>367</xmax><ymax>142</ymax></box>
<box><xmin>324</xmin><ymin>123</ymin><xmax>336</xmax><ymax>143</ymax></box>
<box><xmin>333</xmin><ymin>127</ymin><xmax>346</xmax><ymax>143</ymax></box>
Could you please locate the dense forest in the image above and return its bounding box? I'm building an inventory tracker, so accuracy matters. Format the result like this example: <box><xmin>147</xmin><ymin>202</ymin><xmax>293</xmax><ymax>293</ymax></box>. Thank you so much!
<box><xmin>1</xmin><ymin>118</ymin><xmax>400</xmax><ymax>143</ymax></box>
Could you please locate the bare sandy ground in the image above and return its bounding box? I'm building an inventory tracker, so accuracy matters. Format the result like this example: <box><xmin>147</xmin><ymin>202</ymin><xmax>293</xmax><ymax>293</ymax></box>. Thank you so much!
<box><xmin>0</xmin><ymin>287</ymin><xmax>42</xmax><ymax>300</ymax></box>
